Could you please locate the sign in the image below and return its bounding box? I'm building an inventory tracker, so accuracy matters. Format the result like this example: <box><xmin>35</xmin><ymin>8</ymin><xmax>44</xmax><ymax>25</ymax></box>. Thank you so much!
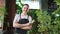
<box><xmin>21</xmin><ymin>0</ymin><xmax>40</xmax><ymax>9</ymax></box>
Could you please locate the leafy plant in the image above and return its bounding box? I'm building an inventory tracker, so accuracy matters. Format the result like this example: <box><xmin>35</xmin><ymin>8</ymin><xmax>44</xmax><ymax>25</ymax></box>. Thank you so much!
<box><xmin>36</xmin><ymin>0</ymin><xmax>60</xmax><ymax>34</ymax></box>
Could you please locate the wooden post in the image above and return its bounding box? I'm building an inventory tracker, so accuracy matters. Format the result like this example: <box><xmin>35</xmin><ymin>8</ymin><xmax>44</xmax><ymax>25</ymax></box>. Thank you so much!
<box><xmin>3</xmin><ymin>0</ymin><xmax>16</xmax><ymax>34</ymax></box>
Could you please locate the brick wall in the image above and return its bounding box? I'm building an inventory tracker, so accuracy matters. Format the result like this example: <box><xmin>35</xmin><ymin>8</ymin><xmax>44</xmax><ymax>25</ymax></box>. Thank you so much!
<box><xmin>0</xmin><ymin>0</ymin><xmax>5</xmax><ymax>8</ymax></box>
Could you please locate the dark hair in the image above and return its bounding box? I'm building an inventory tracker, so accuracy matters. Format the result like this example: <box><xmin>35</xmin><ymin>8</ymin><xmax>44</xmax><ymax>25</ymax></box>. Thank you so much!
<box><xmin>23</xmin><ymin>4</ymin><xmax>29</xmax><ymax>8</ymax></box>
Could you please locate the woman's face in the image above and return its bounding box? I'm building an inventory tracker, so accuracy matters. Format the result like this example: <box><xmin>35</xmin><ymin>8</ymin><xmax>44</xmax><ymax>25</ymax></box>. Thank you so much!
<box><xmin>22</xmin><ymin>5</ymin><xmax>29</xmax><ymax>13</ymax></box>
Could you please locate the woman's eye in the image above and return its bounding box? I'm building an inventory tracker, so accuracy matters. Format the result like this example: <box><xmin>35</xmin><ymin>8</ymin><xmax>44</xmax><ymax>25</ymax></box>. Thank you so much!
<box><xmin>24</xmin><ymin>7</ymin><xmax>27</xmax><ymax>9</ymax></box>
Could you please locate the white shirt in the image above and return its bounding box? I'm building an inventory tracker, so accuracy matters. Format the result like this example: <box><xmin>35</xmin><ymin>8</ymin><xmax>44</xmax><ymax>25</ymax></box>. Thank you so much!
<box><xmin>13</xmin><ymin>14</ymin><xmax>32</xmax><ymax>23</ymax></box>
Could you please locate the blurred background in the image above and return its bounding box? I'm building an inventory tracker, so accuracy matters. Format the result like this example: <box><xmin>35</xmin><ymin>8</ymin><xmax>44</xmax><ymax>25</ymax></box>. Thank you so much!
<box><xmin>0</xmin><ymin>0</ymin><xmax>60</xmax><ymax>34</ymax></box>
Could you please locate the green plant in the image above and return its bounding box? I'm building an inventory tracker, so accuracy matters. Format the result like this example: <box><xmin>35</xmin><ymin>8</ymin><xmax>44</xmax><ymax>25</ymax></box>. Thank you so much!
<box><xmin>0</xmin><ymin>7</ymin><xmax>5</xmax><ymax>27</ymax></box>
<box><xmin>35</xmin><ymin>0</ymin><xmax>60</xmax><ymax>34</ymax></box>
<box><xmin>35</xmin><ymin>10</ymin><xmax>51</xmax><ymax>34</ymax></box>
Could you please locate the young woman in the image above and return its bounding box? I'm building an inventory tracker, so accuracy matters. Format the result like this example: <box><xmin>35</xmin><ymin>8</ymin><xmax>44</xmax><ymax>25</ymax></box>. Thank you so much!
<box><xmin>13</xmin><ymin>4</ymin><xmax>33</xmax><ymax>34</ymax></box>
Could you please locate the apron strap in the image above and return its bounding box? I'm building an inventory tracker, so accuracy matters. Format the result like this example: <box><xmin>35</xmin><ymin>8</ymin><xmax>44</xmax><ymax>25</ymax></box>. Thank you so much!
<box><xmin>20</xmin><ymin>14</ymin><xmax>29</xmax><ymax>20</ymax></box>
<box><xmin>20</xmin><ymin>14</ymin><xmax>21</xmax><ymax>19</ymax></box>
<box><xmin>27</xmin><ymin>15</ymin><xmax>29</xmax><ymax>20</ymax></box>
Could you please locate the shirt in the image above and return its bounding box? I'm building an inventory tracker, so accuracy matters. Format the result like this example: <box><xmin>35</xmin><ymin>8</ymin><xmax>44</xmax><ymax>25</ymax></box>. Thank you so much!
<box><xmin>13</xmin><ymin>14</ymin><xmax>32</xmax><ymax>23</ymax></box>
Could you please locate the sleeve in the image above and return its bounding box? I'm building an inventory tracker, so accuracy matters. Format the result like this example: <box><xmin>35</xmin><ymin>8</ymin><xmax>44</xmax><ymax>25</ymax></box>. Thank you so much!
<box><xmin>13</xmin><ymin>14</ymin><xmax>19</xmax><ymax>23</ymax></box>
<box><xmin>29</xmin><ymin>16</ymin><xmax>33</xmax><ymax>23</ymax></box>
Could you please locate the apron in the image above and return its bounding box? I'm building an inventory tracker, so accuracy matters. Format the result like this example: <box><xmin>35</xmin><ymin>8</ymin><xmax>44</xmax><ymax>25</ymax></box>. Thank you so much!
<box><xmin>15</xmin><ymin>14</ymin><xmax>29</xmax><ymax>34</ymax></box>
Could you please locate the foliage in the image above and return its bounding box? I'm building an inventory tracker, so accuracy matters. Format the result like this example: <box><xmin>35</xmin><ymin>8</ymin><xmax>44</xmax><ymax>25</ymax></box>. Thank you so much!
<box><xmin>16</xmin><ymin>0</ymin><xmax>22</xmax><ymax>14</ymax></box>
<box><xmin>54</xmin><ymin>0</ymin><xmax>60</xmax><ymax>5</ymax></box>
<box><xmin>27</xmin><ymin>9</ymin><xmax>38</xmax><ymax>34</ymax></box>
<box><xmin>16</xmin><ymin>4</ymin><xmax>22</xmax><ymax>14</ymax></box>
<box><xmin>0</xmin><ymin>6</ymin><xmax>5</xmax><ymax>27</ymax></box>
<box><xmin>36</xmin><ymin>10</ymin><xmax>51</xmax><ymax>34</ymax></box>
<box><xmin>35</xmin><ymin>0</ymin><xmax>60</xmax><ymax>34</ymax></box>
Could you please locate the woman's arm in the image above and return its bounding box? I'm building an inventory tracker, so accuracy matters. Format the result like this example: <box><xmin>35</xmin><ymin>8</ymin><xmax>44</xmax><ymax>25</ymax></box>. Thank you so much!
<box><xmin>20</xmin><ymin>23</ymin><xmax>33</xmax><ymax>30</ymax></box>
<box><xmin>13</xmin><ymin>15</ymin><xmax>33</xmax><ymax>29</ymax></box>
<box><xmin>13</xmin><ymin>14</ymin><xmax>30</xmax><ymax>28</ymax></box>
<box><xmin>20</xmin><ymin>16</ymin><xmax>34</xmax><ymax>30</ymax></box>
<box><xmin>13</xmin><ymin>20</ymin><xmax>31</xmax><ymax>28</ymax></box>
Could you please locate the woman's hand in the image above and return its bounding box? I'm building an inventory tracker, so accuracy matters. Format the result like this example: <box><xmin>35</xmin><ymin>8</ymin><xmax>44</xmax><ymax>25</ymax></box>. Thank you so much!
<box><xmin>21</xmin><ymin>25</ymin><xmax>31</xmax><ymax>30</ymax></box>
<box><xmin>21</xmin><ymin>23</ymin><xmax>30</xmax><ymax>27</ymax></box>
<box><xmin>20</xmin><ymin>23</ymin><xmax>32</xmax><ymax>30</ymax></box>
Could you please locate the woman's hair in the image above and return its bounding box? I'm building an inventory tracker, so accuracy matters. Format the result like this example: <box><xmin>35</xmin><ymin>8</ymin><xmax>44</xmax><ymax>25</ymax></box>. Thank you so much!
<box><xmin>23</xmin><ymin>4</ymin><xmax>29</xmax><ymax>8</ymax></box>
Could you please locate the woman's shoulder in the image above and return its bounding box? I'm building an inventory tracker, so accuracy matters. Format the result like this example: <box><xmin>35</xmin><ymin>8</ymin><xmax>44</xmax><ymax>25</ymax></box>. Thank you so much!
<box><xmin>15</xmin><ymin>14</ymin><xmax>20</xmax><ymax>17</ymax></box>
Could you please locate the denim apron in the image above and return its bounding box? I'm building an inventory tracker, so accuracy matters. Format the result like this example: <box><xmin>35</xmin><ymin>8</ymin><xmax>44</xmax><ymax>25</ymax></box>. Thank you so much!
<box><xmin>15</xmin><ymin>15</ymin><xmax>29</xmax><ymax>34</ymax></box>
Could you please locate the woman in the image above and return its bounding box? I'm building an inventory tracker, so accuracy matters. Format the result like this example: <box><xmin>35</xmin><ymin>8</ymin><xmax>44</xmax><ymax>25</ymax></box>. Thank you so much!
<box><xmin>13</xmin><ymin>4</ymin><xmax>33</xmax><ymax>34</ymax></box>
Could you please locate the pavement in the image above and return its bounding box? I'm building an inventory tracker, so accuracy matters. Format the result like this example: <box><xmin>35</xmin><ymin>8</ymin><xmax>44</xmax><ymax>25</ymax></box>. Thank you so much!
<box><xmin>0</xmin><ymin>29</ymin><xmax>3</xmax><ymax>34</ymax></box>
